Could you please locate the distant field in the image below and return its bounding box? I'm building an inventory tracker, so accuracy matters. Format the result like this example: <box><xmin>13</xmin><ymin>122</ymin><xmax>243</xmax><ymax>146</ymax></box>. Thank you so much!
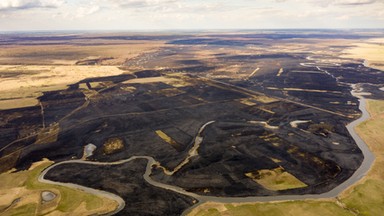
<box><xmin>0</xmin><ymin>65</ymin><xmax>127</xmax><ymax>109</ymax></box>
<box><xmin>189</xmin><ymin>99</ymin><xmax>384</xmax><ymax>216</ymax></box>
<box><xmin>0</xmin><ymin>36</ymin><xmax>165</xmax><ymax>110</ymax></box>
<box><xmin>0</xmin><ymin>40</ymin><xmax>165</xmax><ymax>65</ymax></box>
<box><xmin>342</xmin><ymin>38</ymin><xmax>384</xmax><ymax>71</ymax></box>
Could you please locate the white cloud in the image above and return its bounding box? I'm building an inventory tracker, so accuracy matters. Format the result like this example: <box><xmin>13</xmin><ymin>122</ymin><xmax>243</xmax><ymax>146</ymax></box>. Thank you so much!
<box><xmin>110</xmin><ymin>0</ymin><xmax>179</xmax><ymax>8</ymax></box>
<box><xmin>0</xmin><ymin>0</ymin><xmax>383</xmax><ymax>30</ymax></box>
<box><xmin>76</xmin><ymin>5</ymin><xmax>100</xmax><ymax>18</ymax></box>
<box><xmin>299</xmin><ymin>0</ymin><xmax>380</xmax><ymax>7</ymax></box>
<box><xmin>334</xmin><ymin>0</ymin><xmax>377</xmax><ymax>5</ymax></box>
<box><xmin>0</xmin><ymin>0</ymin><xmax>64</xmax><ymax>11</ymax></box>
<box><xmin>336</xmin><ymin>15</ymin><xmax>350</xmax><ymax>20</ymax></box>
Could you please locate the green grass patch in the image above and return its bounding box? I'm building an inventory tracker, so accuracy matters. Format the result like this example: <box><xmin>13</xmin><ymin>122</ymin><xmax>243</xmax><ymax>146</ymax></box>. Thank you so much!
<box><xmin>25</xmin><ymin>162</ymin><xmax>105</xmax><ymax>212</ymax></box>
<box><xmin>245</xmin><ymin>167</ymin><xmax>307</xmax><ymax>191</ymax></box>
<box><xmin>222</xmin><ymin>201</ymin><xmax>353</xmax><ymax>216</ymax></box>
<box><xmin>367</xmin><ymin>100</ymin><xmax>384</xmax><ymax>117</ymax></box>
<box><xmin>5</xmin><ymin>203</ymin><xmax>37</xmax><ymax>216</ymax></box>
<box><xmin>0</xmin><ymin>161</ymin><xmax>108</xmax><ymax>214</ymax></box>
<box><xmin>194</xmin><ymin>208</ymin><xmax>221</xmax><ymax>216</ymax></box>
<box><xmin>342</xmin><ymin>179</ymin><xmax>384</xmax><ymax>215</ymax></box>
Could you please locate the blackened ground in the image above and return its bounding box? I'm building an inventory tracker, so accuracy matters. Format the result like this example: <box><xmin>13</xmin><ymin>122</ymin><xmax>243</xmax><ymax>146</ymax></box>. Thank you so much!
<box><xmin>151</xmin><ymin>119</ymin><xmax>362</xmax><ymax>197</ymax></box>
<box><xmin>44</xmin><ymin>159</ymin><xmax>196</xmax><ymax>216</ymax></box>
<box><xmin>4</xmin><ymin>75</ymin><xmax>363</xmax><ymax>198</ymax></box>
<box><xmin>360</xmin><ymin>83</ymin><xmax>384</xmax><ymax>100</ymax></box>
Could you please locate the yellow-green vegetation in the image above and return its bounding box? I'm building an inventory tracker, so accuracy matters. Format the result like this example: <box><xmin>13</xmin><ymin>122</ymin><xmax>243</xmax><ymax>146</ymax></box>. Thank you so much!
<box><xmin>193</xmin><ymin>201</ymin><xmax>352</xmax><ymax>216</ymax></box>
<box><xmin>156</xmin><ymin>130</ymin><xmax>178</xmax><ymax>146</ymax></box>
<box><xmin>239</xmin><ymin>98</ymin><xmax>257</xmax><ymax>106</ymax></box>
<box><xmin>245</xmin><ymin>167</ymin><xmax>307</xmax><ymax>191</ymax></box>
<box><xmin>194</xmin><ymin>208</ymin><xmax>220</xmax><ymax>216</ymax></box>
<box><xmin>155</xmin><ymin>130</ymin><xmax>183</xmax><ymax>152</ymax></box>
<box><xmin>365</xmin><ymin>100</ymin><xmax>384</xmax><ymax>116</ymax></box>
<box><xmin>103</xmin><ymin>137</ymin><xmax>125</xmax><ymax>155</ymax></box>
<box><xmin>6</xmin><ymin>203</ymin><xmax>38</xmax><ymax>216</ymax></box>
<box><xmin>0</xmin><ymin>159</ymin><xmax>118</xmax><ymax>216</ymax></box>
<box><xmin>190</xmin><ymin>99</ymin><xmax>384</xmax><ymax>216</ymax></box>
<box><xmin>339</xmin><ymin>99</ymin><xmax>384</xmax><ymax>215</ymax></box>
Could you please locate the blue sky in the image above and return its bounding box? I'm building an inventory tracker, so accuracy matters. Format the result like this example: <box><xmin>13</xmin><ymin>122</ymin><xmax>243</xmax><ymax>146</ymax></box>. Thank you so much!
<box><xmin>0</xmin><ymin>0</ymin><xmax>383</xmax><ymax>31</ymax></box>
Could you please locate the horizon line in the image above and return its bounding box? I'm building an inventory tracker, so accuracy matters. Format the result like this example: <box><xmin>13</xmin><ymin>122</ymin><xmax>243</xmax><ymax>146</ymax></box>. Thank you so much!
<box><xmin>1</xmin><ymin>28</ymin><xmax>384</xmax><ymax>34</ymax></box>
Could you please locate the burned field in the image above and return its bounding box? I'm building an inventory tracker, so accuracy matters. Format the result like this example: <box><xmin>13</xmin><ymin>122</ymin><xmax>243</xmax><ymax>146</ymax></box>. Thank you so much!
<box><xmin>1</xmin><ymin>31</ymin><xmax>383</xmax><ymax>215</ymax></box>
<box><xmin>0</xmin><ymin>70</ymin><xmax>364</xmax><ymax>197</ymax></box>
<box><xmin>44</xmin><ymin>159</ymin><xmax>196</xmax><ymax>216</ymax></box>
